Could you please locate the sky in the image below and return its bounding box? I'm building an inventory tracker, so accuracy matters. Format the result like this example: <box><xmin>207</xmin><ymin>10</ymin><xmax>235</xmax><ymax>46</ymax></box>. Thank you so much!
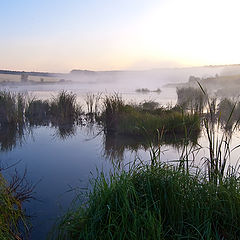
<box><xmin>1</xmin><ymin>0</ymin><xmax>240</xmax><ymax>72</ymax></box>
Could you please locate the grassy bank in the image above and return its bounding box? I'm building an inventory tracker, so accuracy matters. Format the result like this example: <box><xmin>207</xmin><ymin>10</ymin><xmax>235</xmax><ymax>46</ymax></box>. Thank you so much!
<box><xmin>54</xmin><ymin>162</ymin><xmax>240</xmax><ymax>240</ymax></box>
<box><xmin>101</xmin><ymin>95</ymin><xmax>200</xmax><ymax>137</ymax></box>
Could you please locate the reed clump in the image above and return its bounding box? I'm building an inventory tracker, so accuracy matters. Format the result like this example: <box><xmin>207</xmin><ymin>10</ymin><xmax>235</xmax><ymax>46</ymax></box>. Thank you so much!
<box><xmin>176</xmin><ymin>86</ymin><xmax>208</xmax><ymax>113</ymax></box>
<box><xmin>50</xmin><ymin>91</ymin><xmax>81</xmax><ymax>122</ymax></box>
<box><xmin>0</xmin><ymin>90</ymin><xmax>83</xmax><ymax>127</ymax></box>
<box><xmin>101</xmin><ymin>94</ymin><xmax>125</xmax><ymax>133</ymax></box>
<box><xmin>135</xmin><ymin>88</ymin><xmax>150</xmax><ymax>93</ymax></box>
<box><xmin>0</xmin><ymin>91</ymin><xmax>26</xmax><ymax>126</ymax></box>
<box><xmin>54</xmin><ymin>162</ymin><xmax>240</xmax><ymax>240</ymax></box>
<box><xmin>25</xmin><ymin>99</ymin><xmax>51</xmax><ymax>125</ymax></box>
<box><xmin>101</xmin><ymin>96</ymin><xmax>200</xmax><ymax>137</ymax></box>
<box><xmin>140</xmin><ymin>100</ymin><xmax>159</xmax><ymax>110</ymax></box>
<box><xmin>85</xmin><ymin>93</ymin><xmax>102</xmax><ymax>122</ymax></box>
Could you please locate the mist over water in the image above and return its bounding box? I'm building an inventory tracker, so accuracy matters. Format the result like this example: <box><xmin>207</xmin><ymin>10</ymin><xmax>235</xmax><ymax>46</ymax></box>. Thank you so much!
<box><xmin>0</xmin><ymin>66</ymin><xmax>227</xmax><ymax>105</ymax></box>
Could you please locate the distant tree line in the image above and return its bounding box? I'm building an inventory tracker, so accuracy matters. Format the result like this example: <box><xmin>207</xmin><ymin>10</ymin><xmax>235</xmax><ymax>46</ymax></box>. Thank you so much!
<box><xmin>0</xmin><ymin>69</ymin><xmax>57</xmax><ymax>77</ymax></box>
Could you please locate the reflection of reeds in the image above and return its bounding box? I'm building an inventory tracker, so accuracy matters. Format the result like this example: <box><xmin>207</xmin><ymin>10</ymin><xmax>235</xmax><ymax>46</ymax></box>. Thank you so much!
<box><xmin>0</xmin><ymin>124</ymin><xmax>24</xmax><ymax>151</ymax></box>
<box><xmin>53</xmin><ymin>123</ymin><xmax>77</xmax><ymax>140</ymax></box>
<box><xmin>103</xmin><ymin>130</ymin><xmax>199</xmax><ymax>164</ymax></box>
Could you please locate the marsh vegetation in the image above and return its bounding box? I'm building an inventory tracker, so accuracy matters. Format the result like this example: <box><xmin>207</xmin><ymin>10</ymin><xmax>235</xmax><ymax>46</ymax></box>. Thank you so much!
<box><xmin>55</xmin><ymin>162</ymin><xmax>240</xmax><ymax>240</ymax></box>
<box><xmin>100</xmin><ymin>94</ymin><xmax>200</xmax><ymax>138</ymax></box>
<box><xmin>3</xmin><ymin>87</ymin><xmax>240</xmax><ymax>239</ymax></box>
<box><xmin>52</xmin><ymin>86</ymin><xmax>240</xmax><ymax>240</ymax></box>
<box><xmin>0</xmin><ymin>168</ymin><xmax>34</xmax><ymax>239</ymax></box>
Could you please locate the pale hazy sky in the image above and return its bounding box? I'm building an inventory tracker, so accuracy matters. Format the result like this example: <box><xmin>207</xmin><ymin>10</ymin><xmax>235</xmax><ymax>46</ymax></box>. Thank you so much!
<box><xmin>1</xmin><ymin>0</ymin><xmax>240</xmax><ymax>72</ymax></box>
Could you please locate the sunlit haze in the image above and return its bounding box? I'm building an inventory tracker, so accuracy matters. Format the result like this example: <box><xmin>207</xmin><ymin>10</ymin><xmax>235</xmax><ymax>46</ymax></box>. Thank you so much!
<box><xmin>1</xmin><ymin>0</ymin><xmax>240</xmax><ymax>72</ymax></box>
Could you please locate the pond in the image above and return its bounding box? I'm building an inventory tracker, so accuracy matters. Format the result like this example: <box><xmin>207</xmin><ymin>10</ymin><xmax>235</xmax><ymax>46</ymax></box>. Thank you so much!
<box><xmin>1</xmin><ymin>84</ymin><xmax>240</xmax><ymax>239</ymax></box>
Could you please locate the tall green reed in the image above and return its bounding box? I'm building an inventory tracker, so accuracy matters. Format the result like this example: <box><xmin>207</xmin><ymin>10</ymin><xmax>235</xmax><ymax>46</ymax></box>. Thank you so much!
<box><xmin>198</xmin><ymin>82</ymin><xmax>240</xmax><ymax>183</ymax></box>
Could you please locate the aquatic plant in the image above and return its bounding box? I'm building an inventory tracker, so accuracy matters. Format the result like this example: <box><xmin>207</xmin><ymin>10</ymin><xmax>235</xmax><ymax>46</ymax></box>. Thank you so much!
<box><xmin>85</xmin><ymin>93</ymin><xmax>101</xmax><ymax>114</ymax></box>
<box><xmin>0</xmin><ymin>169</ymin><xmax>33</xmax><ymax>239</ymax></box>
<box><xmin>16</xmin><ymin>93</ymin><xmax>26</xmax><ymax>125</ymax></box>
<box><xmin>198</xmin><ymin>84</ymin><xmax>240</xmax><ymax>183</ymax></box>
<box><xmin>50</xmin><ymin>91</ymin><xmax>82</xmax><ymax>122</ymax></box>
<box><xmin>140</xmin><ymin>100</ymin><xmax>159</xmax><ymax>110</ymax></box>
<box><xmin>101</xmin><ymin>95</ymin><xmax>200</xmax><ymax>137</ymax></box>
<box><xmin>152</xmin><ymin>88</ymin><xmax>162</xmax><ymax>93</ymax></box>
<box><xmin>0</xmin><ymin>91</ymin><xmax>26</xmax><ymax>126</ymax></box>
<box><xmin>136</xmin><ymin>88</ymin><xmax>161</xmax><ymax>94</ymax></box>
<box><xmin>176</xmin><ymin>86</ymin><xmax>208</xmax><ymax>113</ymax></box>
<box><xmin>53</xmin><ymin>161</ymin><xmax>240</xmax><ymax>240</ymax></box>
<box><xmin>85</xmin><ymin>93</ymin><xmax>102</xmax><ymax>123</ymax></box>
<box><xmin>101</xmin><ymin>94</ymin><xmax>125</xmax><ymax>134</ymax></box>
<box><xmin>135</xmin><ymin>88</ymin><xmax>150</xmax><ymax>93</ymax></box>
<box><xmin>25</xmin><ymin>99</ymin><xmax>51</xmax><ymax>126</ymax></box>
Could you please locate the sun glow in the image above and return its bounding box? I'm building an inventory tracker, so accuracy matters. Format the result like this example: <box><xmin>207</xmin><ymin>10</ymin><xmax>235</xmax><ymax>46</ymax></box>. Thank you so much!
<box><xmin>1</xmin><ymin>0</ymin><xmax>240</xmax><ymax>71</ymax></box>
<box><xmin>133</xmin><ymin>0</ymin><xmax>240</xmax><ymax>67</ymax></box>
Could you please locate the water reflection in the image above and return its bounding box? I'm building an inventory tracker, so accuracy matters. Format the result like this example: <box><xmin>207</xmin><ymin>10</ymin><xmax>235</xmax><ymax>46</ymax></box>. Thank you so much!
<box><xmin>103</xmin><ymin>131</ymin><xmax>200</xmax><ymax>163</ymax></box>
<box><xmin>0</xmin><ymin>124</ymin><xmax>24</xmax><ymax>151</ymax></box>
<box><xmin>53</xmin><ymin>123</ymin><xmax>77</xmax><ymax>140</ymax></box>
<box><xmin>0</xmin><ymin>121</ymin><xmax>79</xmax><ymax>151</ymax></box>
